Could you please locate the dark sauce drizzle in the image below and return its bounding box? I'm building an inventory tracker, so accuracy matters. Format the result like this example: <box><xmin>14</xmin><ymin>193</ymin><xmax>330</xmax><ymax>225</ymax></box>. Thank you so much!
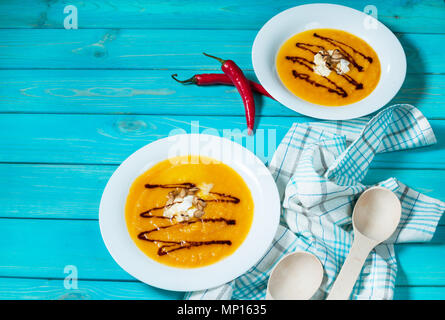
<box><xmin>285</xmin><ymin>56</ymin><xmax>314</xmax><ymax>71</ymax></box>
<box><xmin>138</xmin><ymin>218</ymin><xmax>235</xmax><ymax>256</ymax></box>
<box><xmin>313</xmin><ymin>33</ymin><xmax>373</xmax><ymax>65</ymax></box>
<box><xmin>294</xmin><ymin>42</ymin><xmax>324</xmax><ymax>55</ymax></box>
<box><xmin>138</xmin><ymin>183</ymin><xmax>240</xmax><ymax>256</ymax></box>
<box><xmin>292</xmin><ymin>70</ymin><xmax>347</xmax><ymax>98</ymax></box>
<box><xmin>141</xmin><ymin>183</ymin><xmax>240</xmax><ymax>217</ymax></box>
<box><xmin>285</xmin><ymin>32</ymin><xmax>373</xmax><ymax>97</ymax></box>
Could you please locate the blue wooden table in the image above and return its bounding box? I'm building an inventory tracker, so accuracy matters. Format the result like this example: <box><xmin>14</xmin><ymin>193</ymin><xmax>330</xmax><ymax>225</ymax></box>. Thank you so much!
<box><xmin>0</xmin><ymin>0</ymin><xmax>444</xmax><ymax>300</ymax></box>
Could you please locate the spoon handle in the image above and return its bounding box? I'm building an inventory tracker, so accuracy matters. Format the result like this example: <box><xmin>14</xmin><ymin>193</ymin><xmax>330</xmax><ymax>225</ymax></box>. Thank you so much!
<box><xmin>326</xmin><ymin>233</ymin><xmax>377</xmax><ymax>300</ymax></box>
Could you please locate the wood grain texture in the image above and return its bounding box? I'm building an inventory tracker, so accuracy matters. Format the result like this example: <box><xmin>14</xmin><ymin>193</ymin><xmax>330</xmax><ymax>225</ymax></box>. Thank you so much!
<box><xmin>0</xmin><ymin>277</ymin><xmax>183</xmax><ymax>300</ymax></box>
<box><xmin>0</xmin><ymin>114</ymin><xmax>443</xmax><ymax>169</ymax></box>
<box><xmin>0</xmin><ymin>30</ymin><xmax>442</xmax><ymax>74</ymax></box>
<box><xmin>0</xmin><ymin>70</ymin><xmax>443</xmax><ymax>118</ymax></box>
<box><xmin>0</xmin><ymin>218</ymin><xmax>443</xmax><ymax>286</ymax></box>
<box><xmin>0</xmin><ymin>0</ymin><xmax>443</xmax><ymax>33</ymax></box>
<box><xmin>1</xmin><ymin>163</ymin><xmax>444</xmax><ymax>222</ymax></box>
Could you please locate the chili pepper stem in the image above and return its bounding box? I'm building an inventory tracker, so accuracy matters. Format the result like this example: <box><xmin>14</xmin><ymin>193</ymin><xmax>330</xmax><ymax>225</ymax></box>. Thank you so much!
<box><xmin>202</xmin><ymin>52</ymin><xmax>226</xmax><ymax>64</ymax></box>
<box><xmin>171</xmin><ymin>74</ymin><xmax>197</xmax><ymax>84</ymax></box>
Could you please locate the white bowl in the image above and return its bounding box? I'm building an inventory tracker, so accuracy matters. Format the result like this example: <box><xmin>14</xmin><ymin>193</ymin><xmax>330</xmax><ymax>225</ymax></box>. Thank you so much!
<box><xmin>252</xmin><ymin>3</ymin><xmax>406</xmax><ymax>120</ymax></box>
<box><xmin>99</xmin><ymin>134</ymin><xmax>280</xmax><ymax>291</ymax></box>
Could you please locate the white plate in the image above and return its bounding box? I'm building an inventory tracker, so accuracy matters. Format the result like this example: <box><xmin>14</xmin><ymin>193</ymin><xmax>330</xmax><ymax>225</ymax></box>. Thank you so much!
<box><xmin>252</xmin><ymin>3</ymin><xmax>406</xmax><ymax>120</ymax></box>
<box><xmin>99</xmin><ymin>134</ymin><xmax>280</xmax><ymax>292</ymax></box>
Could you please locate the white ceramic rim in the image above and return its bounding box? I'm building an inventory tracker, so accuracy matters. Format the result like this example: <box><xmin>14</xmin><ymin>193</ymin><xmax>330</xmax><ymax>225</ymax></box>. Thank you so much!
<box><xmin>252</xmin><ymin>3</ymin><xmax>407</xmax><ymax>120</ymax></box>
<box><xmin>99</xmin><ymin>134</ymin><xmax>281</xmax><ymax>291</ymax></box>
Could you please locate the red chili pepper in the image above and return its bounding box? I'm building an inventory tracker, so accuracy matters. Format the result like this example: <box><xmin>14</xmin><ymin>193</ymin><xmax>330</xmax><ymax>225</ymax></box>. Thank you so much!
<box><xmin>171</xmin><ymin>73</ymin><xmax>275</xmax><ymax>100</ymax></box>
<box><xmin>202</xmin><ymin>52</ymin><xmax>256</xmax><ymax>135</ymax></box>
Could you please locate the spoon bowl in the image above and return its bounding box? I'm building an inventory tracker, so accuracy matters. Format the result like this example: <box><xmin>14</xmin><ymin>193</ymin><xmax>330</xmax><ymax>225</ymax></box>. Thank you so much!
<box><xmin>353</xmin><ymin>186</ymin><xmax>402</xmax><ymax>242</ymax></box>
<box><xmin>266</xmin><ymin>251</ymin><xmax>323</xmax><ymax>300</ymax></box>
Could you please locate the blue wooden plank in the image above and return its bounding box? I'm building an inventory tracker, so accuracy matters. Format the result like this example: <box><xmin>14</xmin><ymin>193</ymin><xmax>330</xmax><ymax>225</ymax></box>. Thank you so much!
<box><xmin>396</xmin><ymin>229</ymin><xmax>445</xmax><ymax>286</ymax></box>
<box><xmin>0</xmin><ymin>276</ymin><xmax>442</xmax><ymax>300</ymax></box>
<box><xmin>0</xmin><ymin>164</ymin><xmax>113</xmax><ymax>220</ymax></box>
<box><xmin>0</xmin><ymin>218</ymin><xmax>443</xmax><ymax>286</ymax></box>
<box><xmin>0</xmin><ymin>30</ymin><xmax>442</xmax><ymax>74</ymax></box>
<box><xmin>0</xmin><ymin>114</ymin><xmax>443</xmax><ymax>169</ymax></box>
<box><xmin>1</xmin><ymin>164</ymin><xmax>444</xmax><ymax>222</ymax></box>
<box><xmin>0</xmin><ymin>70</ymin><xmax>443</xmax><ymax>119</ymax></box>
<box><xmin>394</xmin><ymin>286</ymin><xmax>445</xmax><ymax>300</ymax></box>
<box><xmin>0</xmin><ymin>0</ymin><xmax>443</xmax><ymax>33</ymax></box>
<box><xmin>0</xmin><ymin>277</ymin><xmax>183</xmax><ymax>300</ymax></box>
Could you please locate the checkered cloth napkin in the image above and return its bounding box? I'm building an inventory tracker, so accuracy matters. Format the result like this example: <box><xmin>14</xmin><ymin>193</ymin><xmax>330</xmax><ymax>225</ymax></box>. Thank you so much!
<box><xmin>185</xmin><ymin>104</ymin><xmax>445</xmax><ymax>300</ymax></box>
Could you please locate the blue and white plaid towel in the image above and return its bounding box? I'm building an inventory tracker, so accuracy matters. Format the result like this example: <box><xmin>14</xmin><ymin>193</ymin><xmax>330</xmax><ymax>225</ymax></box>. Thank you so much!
<box><xmin>186</xmin><ymin>104</ymin><xmax>445</xmax><ymax>300</ymax></box>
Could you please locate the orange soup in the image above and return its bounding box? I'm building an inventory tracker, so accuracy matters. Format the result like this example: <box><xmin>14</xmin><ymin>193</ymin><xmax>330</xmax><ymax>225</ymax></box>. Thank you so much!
<box><xmin>276</xmin><ymin>28</ymin><xmax>380</xmax><ymax>106</ymax></box>
<box><xmin>125</xmin><ymin>156</ymin><xmax>254</xmax><ymax>268</ymax></box>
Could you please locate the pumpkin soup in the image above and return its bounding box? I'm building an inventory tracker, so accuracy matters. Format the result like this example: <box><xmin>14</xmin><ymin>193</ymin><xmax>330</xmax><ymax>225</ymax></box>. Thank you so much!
<box><xmin>125</xmin><ymin>155</ymin><xmax>254</xmax><ymax>268</ymax></box>
<box><xmin>276</xmin><ymin>28</ymin><xmax>380</xmax><ymax>106</ymax></box>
